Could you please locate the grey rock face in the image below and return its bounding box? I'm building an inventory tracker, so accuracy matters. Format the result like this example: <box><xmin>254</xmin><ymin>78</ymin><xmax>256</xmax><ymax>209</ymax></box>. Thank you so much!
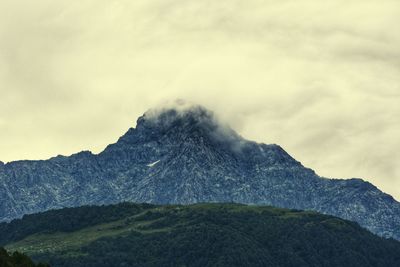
<box><xmin>0</xmin><ymin>105</ymin><xmax>399</xmax><ymax>240</ymax></box>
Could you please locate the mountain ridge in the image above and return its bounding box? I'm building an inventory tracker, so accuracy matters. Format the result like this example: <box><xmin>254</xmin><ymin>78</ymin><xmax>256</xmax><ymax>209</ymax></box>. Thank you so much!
<box><xmin>0</xmin><ymin>103</ymin><xmax>399</xmax><ymax>240</ymax></box>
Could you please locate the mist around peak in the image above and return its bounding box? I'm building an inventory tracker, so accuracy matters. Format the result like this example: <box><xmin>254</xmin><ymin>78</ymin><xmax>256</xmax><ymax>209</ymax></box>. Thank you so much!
<box><xmin>135</xmin><ymin>99</ymin><xmax>246</xmax><ymax>148</ymax></box>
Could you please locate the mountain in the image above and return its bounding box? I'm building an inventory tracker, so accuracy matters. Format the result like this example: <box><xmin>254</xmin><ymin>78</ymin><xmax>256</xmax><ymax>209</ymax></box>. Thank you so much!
<box><xmin>2</xmin><ymin>203</ymin><xmax>400</xmax><ymax>267</ymax></box>
<box><xmin>0</xmin><ymin>104</ymin><xmax>399</xmax><ymax>240</ymax></box>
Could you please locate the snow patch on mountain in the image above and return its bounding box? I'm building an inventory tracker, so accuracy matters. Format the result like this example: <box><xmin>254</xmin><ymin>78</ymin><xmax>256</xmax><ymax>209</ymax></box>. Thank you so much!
<box><xmin>147</xmin><ymin>160</ymin><xmax>160</xmax><ymax>167</ymax></box>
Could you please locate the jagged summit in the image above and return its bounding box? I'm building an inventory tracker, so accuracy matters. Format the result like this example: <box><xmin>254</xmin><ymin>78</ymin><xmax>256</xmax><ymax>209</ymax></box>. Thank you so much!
<box><xmin>140</xmin><ymin>102</ymin><xmax>238</xmax><ymax>136</ymax></box>
<box><xmin>108</xmin><ymin>102</ymin><xmax>247</xmax><ymax>155</ymax></box>
<box><xmin>136</xmin><ymin>103</ymin><xmax>223</xmax><ymax>135</ymax></box>
<box><xmin>141</xmin><ymin>102</ymin><xmax>215</xmax><ymax>125</ymax></box>
<box><xmin>103</xmin><ymin>102</ymin><xmax>299</xmax><ymax>170</ymax></box>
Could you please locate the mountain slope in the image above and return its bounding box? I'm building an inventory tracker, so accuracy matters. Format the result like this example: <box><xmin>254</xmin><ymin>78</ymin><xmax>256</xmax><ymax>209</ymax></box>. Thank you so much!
<box><xmin>0</xmin><ymin>104</ymin><xmax>399</xmax><ymax>240</ymax></box>
<box><xmin>0</xmin><ymin>247</ymin><xmax>49</xmax><ymax>267</ymax></box>
<box><xmin>2</xmin><ymin>203</ymin><xmax>400</xmax><ymax>267</ymax></box>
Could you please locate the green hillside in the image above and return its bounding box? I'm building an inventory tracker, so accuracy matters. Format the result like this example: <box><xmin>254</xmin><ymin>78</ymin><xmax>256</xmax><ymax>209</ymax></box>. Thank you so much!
<box><xmin>0</xmin><ymin>247</ymin><xmax>49</xmax><ymax>267</ymax></box>
<box><xmin>1</xmin><ymin>203</ymin><xmax>400</xmax><ymax>267</ymax></box>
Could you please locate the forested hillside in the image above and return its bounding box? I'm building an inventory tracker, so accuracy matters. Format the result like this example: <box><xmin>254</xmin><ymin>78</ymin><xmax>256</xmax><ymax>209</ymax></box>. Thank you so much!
<box><xmin>0</xmin><ymin>248</ymin><xmax>48</xmax><ymax>267</ymax></box>
<box><xmin>1</xmin><ymin>203</ymin><xmax>400</xmax><ymax>267</ymax></box>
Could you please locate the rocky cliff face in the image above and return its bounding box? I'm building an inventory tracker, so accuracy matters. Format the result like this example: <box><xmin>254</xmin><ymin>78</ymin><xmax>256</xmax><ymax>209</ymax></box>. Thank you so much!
<box><xmin>0</xmin><ymin>105</ymin><xmax>399</xmax><ymax>240</ymax></box>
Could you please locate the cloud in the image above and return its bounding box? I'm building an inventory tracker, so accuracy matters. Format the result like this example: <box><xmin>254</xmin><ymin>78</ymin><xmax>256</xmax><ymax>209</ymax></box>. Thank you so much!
<box><xmin>0</xmin><ymin>0</ymin><xmax>399</xmax><ymax>199</ymax></box>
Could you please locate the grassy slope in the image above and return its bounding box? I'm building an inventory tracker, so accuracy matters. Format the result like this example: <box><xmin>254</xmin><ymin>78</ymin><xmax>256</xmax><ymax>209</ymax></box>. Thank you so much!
<box><xmin>2</xmin><ymin>203</ymin><xmax>400</xmax><ymax>267</ymax></box>
<box><xmin>3</xmin><ymin>204</ymin><xmax>316</xmax><ymax>255</ymax></box>
<box><xmin>6</xmin><ymin>209</ymin><xmax>171</xmax><ymax>255</ymax></box>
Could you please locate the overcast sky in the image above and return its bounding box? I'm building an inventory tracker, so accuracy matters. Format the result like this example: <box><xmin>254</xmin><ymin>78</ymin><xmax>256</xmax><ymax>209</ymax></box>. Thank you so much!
<box><xmin>0</xmin><ymin>0</ymin><xmax>399</xmax><ymax>199</ymax></box>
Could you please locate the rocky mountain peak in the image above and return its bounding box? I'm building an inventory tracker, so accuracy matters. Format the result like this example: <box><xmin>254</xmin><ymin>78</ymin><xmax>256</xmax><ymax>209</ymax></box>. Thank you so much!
<box><xmin>137</xmin><ymin>104</ymin><xmax>217</xmax><ymax>131</ymax></box>
<box><xmin>112</xmin><ymin>102</ymin><xmax>244</xmax><ymax>150</ymax></box>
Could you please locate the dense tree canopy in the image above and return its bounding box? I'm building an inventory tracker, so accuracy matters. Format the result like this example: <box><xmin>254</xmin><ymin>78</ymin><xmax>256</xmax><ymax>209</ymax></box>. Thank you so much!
<box><xmin>2</xmin><ymin>203</ymin><xmax>400</xmax><ymax>267</ymax></box>
<box><xmin>0</xmin><ymin>248</ymin><xmax>48</xmax><ymax>267</ymax></box>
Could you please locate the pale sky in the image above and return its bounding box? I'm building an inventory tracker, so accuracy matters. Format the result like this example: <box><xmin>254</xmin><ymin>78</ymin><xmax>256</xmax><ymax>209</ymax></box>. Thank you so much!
<box><xmin>0</xmin><ymin>0</ymin><xmax>399</xmax><ymax>199</ymax></box>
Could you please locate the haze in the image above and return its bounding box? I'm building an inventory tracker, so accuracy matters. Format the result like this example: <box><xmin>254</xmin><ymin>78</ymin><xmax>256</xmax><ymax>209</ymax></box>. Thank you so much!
<box><xmin>0</xmin><ymin>0</ymin><xmax>399</xmax><ymax>199</ymax></box>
